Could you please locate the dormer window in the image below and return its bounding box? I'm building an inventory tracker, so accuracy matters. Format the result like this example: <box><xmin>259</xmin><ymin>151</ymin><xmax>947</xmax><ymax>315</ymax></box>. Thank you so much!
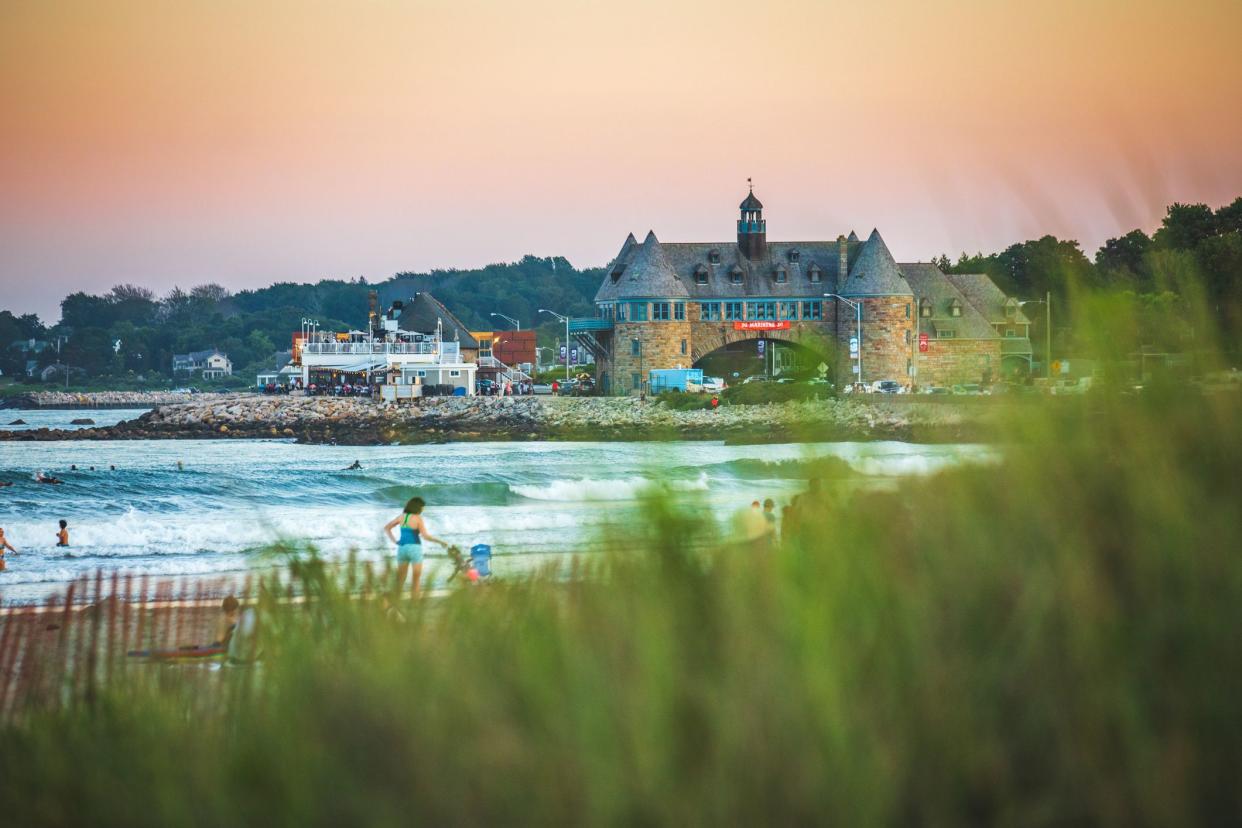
<box><xmin>708</xmin><ymin>249</ymin><xmax>721</xmax><ymax>264</ymax></box>
<box><xmin>788</xmin><ymin>248</ymin><xmax>800</xmax><ymax>263</ymax></box>
<box><xmin>729</xmin><ymin>266</ymin><xmax>743</xmax><ymax>285</ymax></box>
<box><xmin>950</xmin><ymin>298</ymin><xmax>963</xmax><ymax>317</ymax></box>
<box><xmin>808</xmin><ymin>263</ymin><xmax>822</xmax><ymax>283</ymax></box>
<box><xmin>693</xmin><ymin>264</ymin><xmax>709</xmax><ymax>286</ymax></box>
<box><xmin>610</xmin><ymin>264</ymin><xmax>625</xmax><ymax>282</ymax></box>
<box><xmin>1004</xmin><ymin>298</ymin><xmax>1018</xmax><ymax>317</ymax></box>
<box><xmin>774</xmin><ymin>265</ymin><xmax>787</xmax><ymax>284</ymax></box>
<box><xmin>920</xmin><ymin>298</ymin><xmax>932</xmax><ymax>318</ymax></box>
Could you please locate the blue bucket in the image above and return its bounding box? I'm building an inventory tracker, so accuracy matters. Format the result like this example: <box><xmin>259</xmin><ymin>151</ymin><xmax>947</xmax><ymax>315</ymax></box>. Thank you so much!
<box><xmin>469</xmin><ymin>544</ymin><xmax>492</xmax><ymax>578</ymax></box>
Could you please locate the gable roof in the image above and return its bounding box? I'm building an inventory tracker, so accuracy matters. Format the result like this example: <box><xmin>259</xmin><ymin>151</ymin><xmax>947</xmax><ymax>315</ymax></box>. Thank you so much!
<box><xmin>843</xmin><ymin>229</ymin><xmax>913</xmax><ymax>296</ymax></box>
<box><xmin>900</xmin><ymin>264</ymin><xmax>997</xmax><ymax>339</ymax></box>
<box><xmin>397</xmin><ymin>293</ymin><xmax>479</xmax><ymax>348</ymax></box>
<box><xmin>943</xmin><ymin>272</ymin><xmax>1031</xmax><ymax>325</ymax></box>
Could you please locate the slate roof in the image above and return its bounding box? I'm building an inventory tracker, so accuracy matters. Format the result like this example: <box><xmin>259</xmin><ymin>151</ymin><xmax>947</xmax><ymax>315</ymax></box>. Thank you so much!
<box><xmin>943</xmin><ymin>272</ymin><xmax>1031</xmax><ymax>325</ymax></box>
<box><xmin>397</xmin><ymin>293</ymin><xmax>479</xmax><ymax>348</ymax></box>
<box><xmin>900</xmin><ymin>264</ymin><xmax>997</xmax><ymax>339</ymax></box>
<box><xmin>595</xmin><ymin>234</ymin><xmax>865</xmax><ymax>301</ymax></box>
<box><xmin>843</xmin><ymin>230</ymin><xmax>913</xmax><ymax>297</ymax></box>
<box><xmin>595</xmin><ymin>231</ymin><xmax>690</xmax><ymax>300</ymax></box>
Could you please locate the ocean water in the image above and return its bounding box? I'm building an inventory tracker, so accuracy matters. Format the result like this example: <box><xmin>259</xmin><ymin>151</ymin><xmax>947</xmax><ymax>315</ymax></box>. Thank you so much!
<box><xmin>0</xmin><ymin>407</ymin><xmax>152</xmax><ymax>432</ymax></box>
<box><xmin>0</xmin><ymin>427</ymin><xmax>997</xmax><ymax>604</ymax></box>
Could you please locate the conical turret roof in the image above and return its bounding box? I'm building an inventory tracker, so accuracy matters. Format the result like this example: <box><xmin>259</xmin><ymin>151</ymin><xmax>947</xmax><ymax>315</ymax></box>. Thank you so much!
<box><xmin>595</xmin><ymin>231</ymin><xmax>689</xmax><ymax>301</ymax></box>
<box><xmin>740</xmin><ymin>189</ymin><xmax>764</xmax><ymax>211</ymax></box>
<box><xmin>844</xmin><ymin>229</ymin><xmax>912</xmax><ymax>296</ymax></box>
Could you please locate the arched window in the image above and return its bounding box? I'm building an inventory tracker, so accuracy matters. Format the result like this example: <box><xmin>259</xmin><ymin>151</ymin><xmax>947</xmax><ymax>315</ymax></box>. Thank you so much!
<box><xmin>708</xmin><ymin>249</ymin><xmax>721</xmax><ymax>264</ymax></box>
<box><xmin>730</xmin><ymin>266</ymin><xmax>744</xmax><ymax>285</ymax></box>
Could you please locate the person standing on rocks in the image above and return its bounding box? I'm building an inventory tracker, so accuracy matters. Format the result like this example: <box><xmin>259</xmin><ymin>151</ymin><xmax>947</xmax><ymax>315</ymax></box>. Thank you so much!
<box><xmin>383</xmin><ymin>497</ymin><xmax>447</xmax><ymax>598</ymax></box>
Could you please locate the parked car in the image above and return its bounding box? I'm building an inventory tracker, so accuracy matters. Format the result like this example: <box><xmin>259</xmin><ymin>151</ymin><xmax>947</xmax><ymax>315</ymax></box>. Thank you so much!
<box><xmin>873</xmin><ymin>380</ymin><xmax>904</xmax><ymax>394</ymax></box>
<box><xmin>1050</xmin><ymin>378</ymin><xmax>1088</xmax><ymax>395</ymax></box>
<box><xmin>806</xmin><ymin>377</ymin><xmax>831</xmax><ymax>387</ymax></box>
<box><xmin>742</xmin><ymin>375</ymin><xmax>769</xmax><ymax>384</ymax></box>
<box><xmin>951</xmin><ymin>383</ymin><xmax>985</xmax><ymax>395</ymax></box>
<box><xmin>921</xmin><ymin>386</ymin><xmax>951</xmax><ymax>395</ymax></box>
<box><xmin>701</xmin><ymin>376</ymin><xmax>727</xmax><ymax>393</ymax></box>
<box><xmin>532</xmin><ymin>383</ymin><xmax>553</xmax><ymax>395</ymax></box>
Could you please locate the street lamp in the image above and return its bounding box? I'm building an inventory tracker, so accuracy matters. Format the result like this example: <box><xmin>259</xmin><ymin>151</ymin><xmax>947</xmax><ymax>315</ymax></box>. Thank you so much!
<box><xmin>1019</xmin><ymin>292</ymin><xmax>1052</xmax><ymax>379</ymax></box>
<box><xmin>489</xmin><ymin>312</ymin><xmax>520</xmax><ymax>330</ymax></box>
<box><xmin>53</xmin><ymin>334</ymin><xmax>70</xmax><ymax>389</ymax></box>
<box><xmin>824</xmin><ymin>293</ymin><xmax>863</xmax><ymax>387</ymax></box>
<box><xmin>538</xmin><ymin>309</ymin><xmax>571</xmax><ymax>383</ymax></box>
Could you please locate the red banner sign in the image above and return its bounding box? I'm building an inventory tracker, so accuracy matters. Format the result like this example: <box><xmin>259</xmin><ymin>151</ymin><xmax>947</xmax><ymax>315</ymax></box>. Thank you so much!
<box><xmin>918</xmin><ymin>332</ymin><xmax>929</xmax><ymax>353</ymax></box>
<box><xmin>733</xmin><ymin>320</ymin><xmax>791</xmax><ymax>331</ymax></box>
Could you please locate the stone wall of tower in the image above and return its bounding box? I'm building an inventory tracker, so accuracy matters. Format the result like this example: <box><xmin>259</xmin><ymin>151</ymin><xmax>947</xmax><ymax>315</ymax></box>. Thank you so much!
<box><xmin>914</xmin><ymin>339</ymin><xmax>1002</xmax><ymax>386</ymax></box>
<box><xmin>608</xmin><ymin>319</ymin><xmax>693</xmax><ymax>395</ymax></box>
<box><xmin>832</xmin><ymin>296</ymin><xmax>914</xmax><ymax>385</ymax></box>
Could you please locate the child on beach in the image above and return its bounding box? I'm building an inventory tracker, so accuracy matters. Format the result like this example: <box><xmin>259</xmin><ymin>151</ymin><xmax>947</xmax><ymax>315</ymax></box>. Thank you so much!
<box><xmin>213</xmin><ymin>596</ymin><xmax>241</xmax><ymax>647</ymax></box>
<box><xmin>0</xmin><ymin>527</ymin><xmax>18</xmax><ymax>571</ymax></box>
<box><xmin>56</xmin><ymin>520</ymin><xmax>69</xmax><ymax>547</ymax></box>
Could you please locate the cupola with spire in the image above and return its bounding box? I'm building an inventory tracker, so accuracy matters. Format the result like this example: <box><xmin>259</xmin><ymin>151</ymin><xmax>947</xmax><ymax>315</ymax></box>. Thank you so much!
<box><xmin>737</xmin><ymin>178</ymin><xmax>767</xmax><ymax>261</ymax></box>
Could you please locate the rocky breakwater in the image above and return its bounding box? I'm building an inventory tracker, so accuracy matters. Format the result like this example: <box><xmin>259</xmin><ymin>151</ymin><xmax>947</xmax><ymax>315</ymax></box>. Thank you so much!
<box><xmin>2</xmin><ymin>390</ymin><xmax>232</xmax><ymax>409</ymax></box>
<box><xmin>536</xmin><ymin>397</ymin><xmax>984</xmax><ymax>443</ymax></box>
<box><xmin>0</xmin><ymin>394</ymin><xmax>991</xmax><ymax>444</ymax></box>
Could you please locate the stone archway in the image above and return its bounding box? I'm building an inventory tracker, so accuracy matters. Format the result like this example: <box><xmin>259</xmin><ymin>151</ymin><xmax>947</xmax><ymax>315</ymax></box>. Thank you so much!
<box><xmin>691</xmin><ymin>327</ymin><xmax>836</xmax><ymax>380</ymax></box>
<box><xmin>689</xmin><ymin>323</ymin><xmax>836</xmax><ymax>365</ymax></box>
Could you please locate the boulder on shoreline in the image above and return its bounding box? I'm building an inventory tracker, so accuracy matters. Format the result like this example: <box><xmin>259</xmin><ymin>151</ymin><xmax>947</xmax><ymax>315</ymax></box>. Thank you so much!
<box><xmin>70</xmin><ymin>418</ymin><xmax>96</xmax><ymax>425</ymax></box>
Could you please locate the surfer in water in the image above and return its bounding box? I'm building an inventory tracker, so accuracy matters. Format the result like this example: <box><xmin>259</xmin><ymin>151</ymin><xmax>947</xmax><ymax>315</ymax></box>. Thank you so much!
<box><xmin>34</xmin><ymin>471</ymin><xmax>63</xmax><ymax>485</ymax></box>
<box><xmin>344</xmin><ymin>459</ymin><xmax>363</xmax><ymax>471</ymax></box>
<box><xmin>0</xmin><ymin>527</ymin><xmax>18</xmax><ymax>571</ymax></box>
<box><xmin>56</xmin><ymin>520</ymin><xmax>69</xmax><ymax>547</ymax></box>
<box><xmin>383</xmin><ymin>496</ymin><xmax>447</xmax><ymax>597</ymax></box>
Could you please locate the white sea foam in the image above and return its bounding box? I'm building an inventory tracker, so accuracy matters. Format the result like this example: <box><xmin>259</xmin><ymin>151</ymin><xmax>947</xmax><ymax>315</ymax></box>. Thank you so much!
<box><xmin>510</xmin><ymin>472</ymin><xmax>711</xmax><ymax>502</ymax></box>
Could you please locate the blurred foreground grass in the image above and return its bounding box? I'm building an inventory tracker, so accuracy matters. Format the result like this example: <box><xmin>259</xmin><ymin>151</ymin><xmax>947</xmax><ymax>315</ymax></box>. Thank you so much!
<box><xmin>2</xmin><ymin>316</ymin><xmax>1242</xmax><ymax>825</ymax></box>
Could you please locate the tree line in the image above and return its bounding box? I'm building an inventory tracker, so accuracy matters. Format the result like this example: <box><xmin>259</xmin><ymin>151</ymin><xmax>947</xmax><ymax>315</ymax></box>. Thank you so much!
<box><xmin>0</xmin><ymin>256</ymin><xmax>601</xmax><ymax>383</ymax></box>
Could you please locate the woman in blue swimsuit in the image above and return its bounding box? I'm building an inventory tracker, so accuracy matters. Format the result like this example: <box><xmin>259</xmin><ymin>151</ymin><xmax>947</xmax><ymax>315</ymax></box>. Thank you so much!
<box><xmin>383</xmin><ymin>497</ymin><xmax>447</xmax><ymax>597</ymax></box>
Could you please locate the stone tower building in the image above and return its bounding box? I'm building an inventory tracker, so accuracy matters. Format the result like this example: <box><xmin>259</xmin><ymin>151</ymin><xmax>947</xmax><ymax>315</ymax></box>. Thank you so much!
<box><xmin>575</xmin><ymin>188</ymin><xmax>1031</xmax><ymax>394</ymax></box>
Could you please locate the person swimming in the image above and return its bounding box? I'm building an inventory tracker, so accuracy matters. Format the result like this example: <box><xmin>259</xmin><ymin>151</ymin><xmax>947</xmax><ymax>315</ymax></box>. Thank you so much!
<box><xmin>343</xmin><ymin>460</ymin><xmax>363</xmax><ymax>471</ymax></box>
<box><xmin>56</xmin><ymin>520</ymin><xmax>69</xmax><ymax>547</ymax></box>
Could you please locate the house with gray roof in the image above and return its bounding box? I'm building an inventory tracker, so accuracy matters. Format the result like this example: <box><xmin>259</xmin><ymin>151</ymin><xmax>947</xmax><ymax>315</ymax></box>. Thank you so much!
<box><xmin>577</xmin><ymin>187</ymin><xmax>1031</xmax><ymax>393</ymax></box>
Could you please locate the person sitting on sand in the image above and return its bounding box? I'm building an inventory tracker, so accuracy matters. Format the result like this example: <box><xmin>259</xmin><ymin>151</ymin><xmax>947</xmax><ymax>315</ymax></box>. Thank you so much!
<box><xmin>384</xmin><ymin>497</ymin><xmax>448</xmax><ymax>597</ymax></box>
<box><xmin>212</xmin><ymin>596</ymin><xmax>241</xmax><ymax>647</ymax></box>
<box><xmin>0</xmin><ymin>527</ymin><xmax>18</xmax><ymax>571</ymax></box>
<box><xmin>56</xmin><ymin>520</ymin><xmax>69</xmax><ymax>547</ymax></box>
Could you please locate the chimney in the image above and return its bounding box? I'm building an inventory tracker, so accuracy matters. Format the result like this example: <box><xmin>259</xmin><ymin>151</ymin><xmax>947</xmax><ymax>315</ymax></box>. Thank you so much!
<box><xmin>837</xmin><ymin>235</ymin><xmax>849</xmax><ymax>288</ymax></box>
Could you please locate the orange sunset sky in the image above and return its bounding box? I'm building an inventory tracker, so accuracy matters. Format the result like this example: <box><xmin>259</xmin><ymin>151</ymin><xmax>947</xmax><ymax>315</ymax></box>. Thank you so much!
<box><xmin>3</xmin><ymin>0</ymin><xmax>1241</xmax><ymax>319</ymax></box>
